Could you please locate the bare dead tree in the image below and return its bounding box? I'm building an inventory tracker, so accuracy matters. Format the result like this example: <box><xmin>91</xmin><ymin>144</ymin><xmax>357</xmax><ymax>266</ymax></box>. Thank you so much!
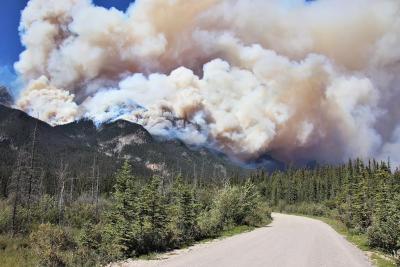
<box><xmin>27</xmin><ymin>120</ymin><xmax>38</xmax><ymax>207</ymax></box>
<box><xmin>56</xmin><ymin>160</ymin><xmax>69</xmax><ymax>224</ymax></box>
<box><xmin>91</xmin><ymin>156</ymin><xmax>97</xmax><ymax>204</ymax></box>
<box><xmin>10</xmin><ymin>152</ymin><xmax>23</xmax><ymax>237</ymax></box>
<box><xmin>193</xmin><ymin>163</ymin><xmax>197</xmax><ymax>188</ymax></box>
<box><xmin>95</xmin><ymin>165</ymin><xmax>100</xmax><ymax>219</ymax></box>
<box><xmin>200</xmin><ymin>157</ymin><xmax>205</xmax><ymax>185</ymax></box>
<box><xmin>69</xmin><ymin>176</ymin><xmax>77</xmax><ymax>203</ymax></box>
<box><xmin>38</xmin><ymin>168</ymin><xmax>45</xmax><ymax>198</ymax></box>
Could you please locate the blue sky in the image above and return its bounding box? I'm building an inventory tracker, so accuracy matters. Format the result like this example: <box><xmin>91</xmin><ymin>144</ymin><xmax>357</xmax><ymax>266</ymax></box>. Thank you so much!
<box><xmin>0</xmin><ymin>0</ymin><xmax>313</xmax><ymax>87</ymax></box>
<box><xmin>0</xmin><ymin>0</ymin><xmax>133</xmax><ymax>67</ymax></box>
<box><xmin>0</xmin><ymin>0</ymin><xmax>133</xmax><ymax>89</ymax></box>
<box><xmin>0</xmin><ymin>0</ymin><xmax>314</xmax><ymax>67</ymax></box>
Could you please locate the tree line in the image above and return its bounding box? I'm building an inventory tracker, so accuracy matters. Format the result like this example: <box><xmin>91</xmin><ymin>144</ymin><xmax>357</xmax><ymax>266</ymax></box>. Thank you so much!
<box><xmin>0</xmin><ymin>119</ymin><xmax>399</xmax><ymax>266</ymax></box>
<box><xmin>254</xmin><ymin>159</ymin><xmax>400</xmax><ymax>263</ymax></box>
<box><xmin>0</xmin><ymin>159</ymin><xmax>271</xmax><ymax>266</ymax></box>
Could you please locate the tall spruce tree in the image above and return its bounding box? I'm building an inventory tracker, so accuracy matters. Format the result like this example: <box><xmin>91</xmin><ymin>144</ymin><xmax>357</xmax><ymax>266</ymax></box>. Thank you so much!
<box><xmin>170</xmin><ymin>175</ymin><xmax>198</xmax><ymax>244</ymax></box>
<box><xmin>137</xmin><ymin>176</ymin><xmax>169</xmax><ymax>253</ymax></box>
<box><xmin>103</xmin><ymin>160</ymin><xmax>138</xmax><ymax>259</ymax></box>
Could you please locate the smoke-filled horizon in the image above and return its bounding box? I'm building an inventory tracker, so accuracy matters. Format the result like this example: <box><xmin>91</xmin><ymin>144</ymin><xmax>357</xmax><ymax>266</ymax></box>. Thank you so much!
<box><xmin>13</xmin><ymin>0</ymin><xmax>400</xmax><ymax>165</ymax></box>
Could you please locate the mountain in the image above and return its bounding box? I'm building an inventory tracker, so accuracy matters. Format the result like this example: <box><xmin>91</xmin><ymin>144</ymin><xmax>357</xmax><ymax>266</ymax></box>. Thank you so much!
<box><xmin>0</xmin><ymin>86</ymin><xmax>12</xmax><ymax>107</ymax></box>
<box><xmin>0</xmin><ymin>105</ymin><xmax>248</xmax><ymax>197</ymax></box>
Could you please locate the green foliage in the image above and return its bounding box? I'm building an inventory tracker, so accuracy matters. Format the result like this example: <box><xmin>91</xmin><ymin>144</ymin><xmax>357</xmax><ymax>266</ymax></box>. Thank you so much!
<box><xmin>135</xmin><ymin>176</ymin><xmax>169</xmax><ymax>254</ymax></box>
<box><xmin>32</xmin><ymin>195</ymin><xmax>59</xmax><ymax>225</ymax></box>
<box><xmin>64</xmin><ymin>201</ymin><xmax>97</xmax><ymax>228</ymax></box>
<box><xmin>76</xmin><ymin>222</ymin><xmax>104</xmax><ymax>266</ymax></box>
<box><xmin>198</xmin><ymin>181</ymin><xmax>271</xmax><ymax>238</ymax></box>
<box><xmin>1</xmin><ymin>154</ymin><xmax>399</xmax><ymax>267</ymax></box>
<box><xmin>278</xmin><ymin>202</ymin><xmax>330</xmax><ymax>217</ymax></box>
<box><xmin>102</xmin><ymin>160</ymin><xmax>139</xmax><ymax>260</ymax></box>
<box><xmin>0</xmin><ymin>200</ymin><xmax>11</xmax><ymax>233</ymax></box>
<box><xmin>79</xmin><ymin>222</ymin><xmax>103</xmax><ymax>251</ymax></box>
<box><xmin>97</xmin><ymin>163</ymin><xmax>271</xmax><ymax>262</ymax></box>
<box><xmin>259</xmin><ymin>159</ymin><xmax>400</xmax><ymax>262</ymax></box>
<box><xmin>368</xmin><ymin>193</ymin><xmax>400</xmax><ymax>254</ymax></box>
<box><xmin>0</xmin><ymin>235</ymin><xmax>38</xmax><ymax>267</ymax></box>
<box><xmin>167</xmin><ymin>176</ymin><xmax>199</xmax><ymax>246</ymax></box>
<box><xmin>29</xmin><ymin>224</ymin><xmax>76</xmax><ymax>267</ymax></box>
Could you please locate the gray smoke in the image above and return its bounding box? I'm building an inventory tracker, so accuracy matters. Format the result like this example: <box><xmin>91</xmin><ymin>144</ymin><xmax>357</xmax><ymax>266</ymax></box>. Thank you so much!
<box><xmin>13</xmin><ymin>0</ymin><xmax>400</xmax><ymax>164</ymax></box>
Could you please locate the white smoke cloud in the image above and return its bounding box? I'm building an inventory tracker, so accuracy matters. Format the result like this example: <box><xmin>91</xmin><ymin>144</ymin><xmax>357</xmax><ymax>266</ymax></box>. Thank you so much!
<box><xmin>16</xmin><ymin>76</ymin><xmax>79</xmax><ymax>125</ymax></box>
<box><xmin>13</xmin><ymin>0</ymin><xmax>400</xmax><ymax>164</ymax></box>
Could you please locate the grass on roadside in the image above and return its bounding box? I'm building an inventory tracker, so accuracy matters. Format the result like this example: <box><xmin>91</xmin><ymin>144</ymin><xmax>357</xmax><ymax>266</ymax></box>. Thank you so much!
<box><xmin>291</xmin><ymin>214</ymin><xmax>396</xmax><ymax>267</ymax></box>
<box><xmin>0</xmin><ymin>217</ymin><xmax>273</xmax><ymax>266</ymax></box>
<box><xmin>220</xmin><ymin>225</ymin><xmax>256</xmax><ymax>238</ymax></box>
<box><xmin>139</xmin><ymin>222</ymin><xmax>270</xmax><ymax>261</ymax></box>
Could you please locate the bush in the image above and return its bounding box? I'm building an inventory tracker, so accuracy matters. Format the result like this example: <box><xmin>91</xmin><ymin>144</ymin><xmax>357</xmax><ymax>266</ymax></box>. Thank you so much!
<box><xmin>240</xmin><ymin>181</ymin><xmax>271</xmax><ymax>226</ymax></box>
<box><xmin>30</xmin><ymin>224</ymin><xmax>76</xmax><ymax>267</ymax></box>
<box><xmin>197</xmin><ymin>208</ymin><xmax>222</xmax><ymax>238</ymax></box>
<box><xmin>367</xmin><ymin>221</ymin><xmax>400</xmax><ymax>254</ymax></box>
<box><xmin>79</xmin><ymin>222</ymin><xmax>103</xmax><ymax>251</ymax></box>
<box><xmin>0</xmin><ymin>200</ymin><xmax>11</xmax><ymax>233</ymax></box>
<box><xmin>31</xmin><ymin>195</ymin><xmax>59</xmax><ymax>225</ymax></box>
<box><xmin>212</xmin><ymin>186</ymin><xmax>241</xmax><ymax>228</ymax></box>
<box><xmin>244</xmin><ymin>201</ymin><xmax>272</xmax><ymax>226</ymax></box>
<box><xmin>395</xmin><ymin>248</ymin><xmax>400</xmax><ymax>267</ymax></box>
<box><xmin>367</xmin><ymin>194</ymin><xmax>400</xmax><ymax>255</ymax></box>
<box><xmin>71</xmin><ymin>222</ymin><xmax>106</xmax><ymax>266</ymax></box>
<box><xmin>65</xmin><ymin>202</ymin><xmax>97</xmax><ymax>228</ymax></box>
<box><xmin>197</xmin><ymin>182</ymin><xmax>271</xmax><ymax>238</ymax></box>
<box><xmin>277</xmin><ymin>202</ymin><xmax>330</xmax><ymax>217</ymax></box>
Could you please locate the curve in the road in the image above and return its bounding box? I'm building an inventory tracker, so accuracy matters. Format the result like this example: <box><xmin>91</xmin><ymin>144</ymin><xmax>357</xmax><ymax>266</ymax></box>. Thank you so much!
<box><xmin>119</xmin><ymin>213</ymin><xmax>373</xmax><ymax>267</ymax></box>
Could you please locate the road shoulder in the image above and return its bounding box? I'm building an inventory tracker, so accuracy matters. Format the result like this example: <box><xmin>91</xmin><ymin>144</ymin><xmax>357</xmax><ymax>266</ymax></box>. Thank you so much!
<box><xmin>286</xmin><ymin>213</ymin><xmax>396</xmax><ymax>267</ymax></box>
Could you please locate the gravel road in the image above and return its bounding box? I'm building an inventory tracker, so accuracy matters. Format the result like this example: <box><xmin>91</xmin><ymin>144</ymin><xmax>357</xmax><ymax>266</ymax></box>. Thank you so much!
<box><xmin>117</xmin><ymin>213</ymin><xmax>373</xmax><ymax>267</ymax></box>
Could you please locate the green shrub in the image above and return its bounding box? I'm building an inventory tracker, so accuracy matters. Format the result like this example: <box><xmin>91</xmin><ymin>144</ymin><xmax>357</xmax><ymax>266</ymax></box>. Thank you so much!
<box><xmin>367</xmin><ymin>193</ymin><xmax>400</xmax><ymax>254</ymax></box>
<box><xmin>367</xmin><ymin>220</ymin><xmax>400</xmax><ymax>254</ymax></box>
<box><xmin>395</xmin><ymin>248</ymin><xmax>399</xmax><ymax>266</ymax></box>
<box><xmin>240</xmin><ymin>181</ymin><xmax>271</xmax><ymax>226</ymax></box>
<box><xmin>244</xmin><ymin>201</ymin><xmax>272</xmax><ymax>226</ymax></box>
<box><xmin>64</xmin><ymin>202</ymin><xmax>97</xmax><ymax>228</ymax></box>
<box><xmin>0</xmin><ymin>235</ymin><xmax>38</xmax><ymax>267</ymax></box>
<box><xmin>197</xmin><ymin>182</ymin><xmax>271</xmax><ymax>238</ymax></box>
<box><xmin>29</xmin><ymin>224</ymin><xmax>76</xmax><ymax>267</ymax></box>
<box><xmin>277</xmin><ymin>202</ymin><xmax>330</xmax><ymax>217</ymax></box>
<box><xmin>197</xmin><ymin>208</ymin><xmax>222</xmax><ymax>238</ymax></box>
<box><xmin>0</xmin><ymin>200</ymin><xmax>11</xmax><ymax>233</ymax></box>
<box><xmin>212</xmin><ymin>186</ymin><xmax>241</xmax><ymax>228</ymax></box>
<box><xmin>32</xmin><ymin>195</ymin><xmax>59</xmax><ymax>225</ymax></box>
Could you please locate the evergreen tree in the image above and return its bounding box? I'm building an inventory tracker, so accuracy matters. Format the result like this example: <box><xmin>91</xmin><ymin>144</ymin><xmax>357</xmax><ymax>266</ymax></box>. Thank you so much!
<box><xmin>103</xmin><ymin>160</ymin><xmax>138</xmax><ymax>259</ymax></box>
<box><xmin>170</xmin><ymin>175</ymin><xmax>198</xmax><ymax>244</ymax></box>
<box><xmin>138</xmin><ymin>176</ymin><xmax>169</xmax><ymax>253</ymax></box>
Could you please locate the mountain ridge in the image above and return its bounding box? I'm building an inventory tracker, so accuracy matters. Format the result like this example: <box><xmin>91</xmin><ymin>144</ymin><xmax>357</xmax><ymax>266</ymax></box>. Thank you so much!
<box><xmin>0</xmin><ymin>86</ymin><xmax>12</xmax><ymax>107</ymax></box>
<box><xmin>0</xmin><ymin>104</ymin><xmax>250</xmax><ymax>197</ymax></box>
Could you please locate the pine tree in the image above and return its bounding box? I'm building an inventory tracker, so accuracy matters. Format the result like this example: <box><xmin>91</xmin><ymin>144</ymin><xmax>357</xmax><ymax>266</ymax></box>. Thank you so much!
<box><xmin>138</xmin><ymin>176</ymin><xmax>169</xmax><ymax>253</ymax></box>
<box><xmin>103</xmin><ymin>160</ymin><xmax>138</xmax><ymax>259</ymax></box>
<box><xmin>352</xmin><ymin>173</ymin><xmax>372</xmax><ymax>231</ymax></box>
<box><xmin>170</xmin><ymin>175</ymin><xmax>198</xmax><ymax>244</ymax></box>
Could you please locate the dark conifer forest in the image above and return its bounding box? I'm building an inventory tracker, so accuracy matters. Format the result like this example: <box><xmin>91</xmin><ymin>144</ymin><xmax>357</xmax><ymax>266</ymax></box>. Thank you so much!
<box><xmin>255</xmin><ymin>160</ymin><xmax>400</xmax><ymax>259</ymax></box>
<box><xmin>0</xmin><ymin>105</ymin><xmax>399</xmax><ymax>266</ymax></box>
<box><xmin>4</xmin><ymin>0</ymin><xmax>400</xmax><ymax>265</ymax></box>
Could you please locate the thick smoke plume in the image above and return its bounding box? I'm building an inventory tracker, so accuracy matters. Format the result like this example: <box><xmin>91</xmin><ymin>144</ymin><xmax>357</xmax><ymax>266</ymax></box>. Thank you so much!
<box><xmin>14</xmin><ymin>0</ymin><xmax>400</xmax><ymax>164</ymax></box>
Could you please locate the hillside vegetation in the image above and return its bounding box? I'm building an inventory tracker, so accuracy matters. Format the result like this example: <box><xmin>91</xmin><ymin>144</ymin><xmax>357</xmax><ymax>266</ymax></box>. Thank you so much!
<box><xmin>0</xmin><ymin>105</ymin><xmax>399</xmax><ymax>266</ymax></box>
<box><xmin>0</xmin><ymin>160</ymin><xmax>271</xmax><ymax>266</ymax></box>
<box><xmin>254</xmin><ymin>159</ymin><xmax>400</xmax><ymax>265</ymax></box>
<box><xmin>0</xmin><ymin>104</ymin><xmax>248</xmax><ymax>200</ymax></box>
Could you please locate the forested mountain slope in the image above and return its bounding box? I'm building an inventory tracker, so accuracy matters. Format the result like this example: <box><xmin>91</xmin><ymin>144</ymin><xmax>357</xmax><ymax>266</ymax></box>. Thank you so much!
<box><xmin>0</xmin><ymin>104</ymin><xmax>247</xmax><ymax>198</ymax></box>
